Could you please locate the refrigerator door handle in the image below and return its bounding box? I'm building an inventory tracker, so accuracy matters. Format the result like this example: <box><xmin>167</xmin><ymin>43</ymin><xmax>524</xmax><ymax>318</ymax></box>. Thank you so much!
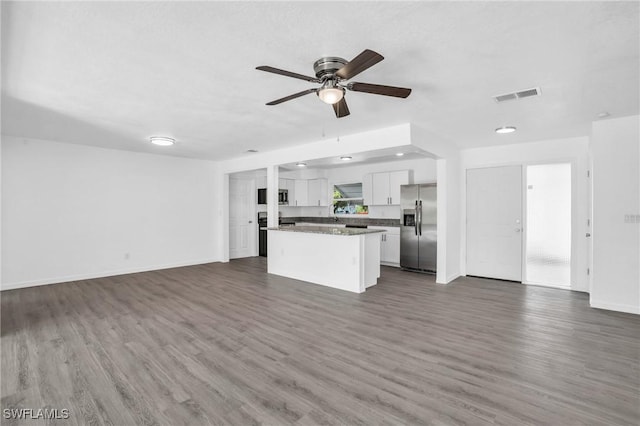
<box><xmin>418</xmin><ymin>200</ymin><xmax>423</xmax><ymax>236</ymax></box>
<box><xmin>414</xmin><ymin>200</ymin><xmax>419</xmax><ymax>235</ymax></box>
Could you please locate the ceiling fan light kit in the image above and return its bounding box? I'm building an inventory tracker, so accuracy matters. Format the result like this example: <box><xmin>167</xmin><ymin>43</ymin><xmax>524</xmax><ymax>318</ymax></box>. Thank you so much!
<box><xmin>256</xmin><ymin>49</ymin><xmax>412</xmax><ymax>118</ymax></box>
<box><xmin>317</xmin><ymin>81</ymin><xmax>345</xmax><ymax>105</ymax></box>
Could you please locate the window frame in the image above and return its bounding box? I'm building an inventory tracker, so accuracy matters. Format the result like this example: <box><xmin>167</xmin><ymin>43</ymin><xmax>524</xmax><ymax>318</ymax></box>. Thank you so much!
<box><xmin>332</xmin><ymin>182</ymin><xmax>368</xmax><ymax>216</ymax></box>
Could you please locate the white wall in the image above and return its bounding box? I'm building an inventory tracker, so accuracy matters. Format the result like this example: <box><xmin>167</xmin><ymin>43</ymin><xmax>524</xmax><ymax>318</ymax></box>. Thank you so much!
<box><xmin>436</xmin><ymin>155</ymin><xmax>462</xmax><ymax>284</ymax></box>
<box><xmin>460</xmin><ymin>136</ymin><xmax>590</xmax><ymax>292</ymax></box>
<box><xmin>1</xmin><ymin>136</ymin><xmax>219</xmax><ymax>290</ymax></box>
<box><xmin>590</xmin><ymin>115</ymin><xmax>640</xmax><ymax>314</ymax></box>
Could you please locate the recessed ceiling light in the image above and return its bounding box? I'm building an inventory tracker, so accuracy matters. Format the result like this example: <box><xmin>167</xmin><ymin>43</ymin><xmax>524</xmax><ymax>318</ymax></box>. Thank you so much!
<box><xmin>246</xmin><ymin>149</ymin><xmax>258</xmax><ymax>153</ymax></box>
<box><xmin>296</xmin><ymin>162</ymin><xmax>307</xmax><ymax>167</ymax></box>
<box><xmin>340</xmin><ymin>156</ymin><xmax>352</xmax><ymax>161</ymax></box>
<box><xmin>150</xmin><ymin>136</ymin><xmax>175</xmax><ymax>146</ymax></box>
<box><xmin>396</xmin><ymin>152</ymin><xmax>404</xmax><ymax>157</ymax></box>
<box><xmin>597</xmin><ymin>111</ymin><xmax>610</xmax><ymax>118</ymax></box>
<box><xmin>495</xmin><ymin>126</ymin><xmax>517</xmax><ymax>134</ymax></box>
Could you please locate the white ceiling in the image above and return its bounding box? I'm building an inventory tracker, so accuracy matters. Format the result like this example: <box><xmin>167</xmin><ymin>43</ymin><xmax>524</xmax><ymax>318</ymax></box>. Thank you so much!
<box><xmin>2</xmin><ymin>2</ymin><xmax>638</xmax><ymax>161</ymax></box>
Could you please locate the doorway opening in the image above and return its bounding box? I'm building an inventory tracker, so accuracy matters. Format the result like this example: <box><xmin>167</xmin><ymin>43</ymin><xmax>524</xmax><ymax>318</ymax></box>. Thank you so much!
<box><xmin>525</xmin><ymin>163</ymin><xmax>572</xmax><ymax>288</ymax></box>
<box><xmin>465</xmin><ymin>163</ymin><xmax>573</xmax><ymax>289</ymax></box>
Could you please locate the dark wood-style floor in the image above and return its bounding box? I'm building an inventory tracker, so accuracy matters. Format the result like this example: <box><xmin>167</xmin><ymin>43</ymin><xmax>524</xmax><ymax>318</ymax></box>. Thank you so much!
<box><xmin>2</xmin><ymin>258</ymin><xmax>639</xmax><ymax>425</ymax></box>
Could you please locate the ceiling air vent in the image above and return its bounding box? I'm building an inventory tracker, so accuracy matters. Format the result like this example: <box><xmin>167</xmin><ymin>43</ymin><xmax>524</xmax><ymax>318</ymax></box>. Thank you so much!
<box><xmin>494</xmin><ymin>87</ymin><xmax>541</xmax><ymax>103</ymax></box>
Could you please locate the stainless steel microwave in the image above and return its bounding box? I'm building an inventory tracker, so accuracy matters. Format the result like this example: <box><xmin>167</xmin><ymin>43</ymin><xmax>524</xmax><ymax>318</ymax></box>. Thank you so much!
<box><xmin>257</xmin><ymin>188</ymin><xmax>288</xmax><ymax>205</ymax></box>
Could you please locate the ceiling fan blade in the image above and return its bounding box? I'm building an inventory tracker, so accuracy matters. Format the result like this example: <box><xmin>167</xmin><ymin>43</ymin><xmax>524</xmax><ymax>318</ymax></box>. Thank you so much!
<box><xmin>335</xmin><ymin>49</ymin><xmax>384</xmax><ymax>80</ymax></box>
<box><xmin>256</xmin><ymin>66</ymin><xmax>320</xmax><ymax>83</ymax></box>
<box><xmin>347</xmin><ymin>82</ymin><xmax>412</xmax><ymax>98</ymax></box>
<box><xmin>332</xmin><ymin>98</ymin><xmax>350</xmax><ymax>118</ymax></box>
<box><xmin>266</xmin><ymin>89</ymin><xmax>317</xmax><ymax>106</ymax></box>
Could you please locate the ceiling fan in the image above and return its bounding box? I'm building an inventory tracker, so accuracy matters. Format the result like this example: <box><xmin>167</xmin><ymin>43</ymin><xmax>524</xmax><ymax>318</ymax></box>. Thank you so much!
<box><xmin>256</xmin><ymin>49</ymin><xmax>412</xmax><ymax>118</ymax></box>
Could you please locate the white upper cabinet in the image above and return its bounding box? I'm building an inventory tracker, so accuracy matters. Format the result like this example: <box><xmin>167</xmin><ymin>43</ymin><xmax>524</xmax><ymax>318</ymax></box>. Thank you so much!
<box><xmin>290</xmin><ymin>178</ymin><xmax>328</xmax><ymax>206</ymax></box>
<box><xmin>307</xmin><ymin>178</ymin><xmax>328</xmax><ymax>206</ymax></box>
<box><xmin>293</xmin><ymin>179</ymin><xmax>308</xmax><ymax>206</ymax></box>
<box><xmin>372</xmin><ymin>173</ymin><xmax>390</xmax><ymax>205</ymax></box>
<box><xmin>388</xmin><ymin>171</ymin><xmax>408</xmax><ymax>205</ymax></box>
<box><xmin>286</xmin><ymin>179</ymin><xmax>296</xmax><ymax>202</ymax></box>
<box><xmin>256</xmin><ymin>175</ymin><xmax>267</xmax><ymax>189</ymax></box>
<box><xmin>362</xmin><ymin>174</ymin><xmax>373</xmax><ymax>206</ymax></box>
<box><xmin>278</xmin><ymin>178</ymin><xmax>296</xmax><ymax>204</ymax></box>
<box><xmin>365</xmin><ymin>170</ymin><xmax>410</xmax><ymax>205</ymax></box>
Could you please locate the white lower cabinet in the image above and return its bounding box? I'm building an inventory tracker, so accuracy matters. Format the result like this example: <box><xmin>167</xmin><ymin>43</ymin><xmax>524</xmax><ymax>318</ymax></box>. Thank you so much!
<box><xmin>383</xmin><ymin>234</ymin><xmax>400</xmax><ymax>266</ymax></box>
<box><xmin>369</xmin><ymin>226</ymin><xmax>400</xmax><ymax>266</ymax></box>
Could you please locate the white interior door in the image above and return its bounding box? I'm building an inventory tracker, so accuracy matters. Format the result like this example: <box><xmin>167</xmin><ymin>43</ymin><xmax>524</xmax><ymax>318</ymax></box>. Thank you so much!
<box><xmin>229</xmin><ymin>178</ymin><xmax>256</xmax><ymax>259</ymax></box>
<box><xmin>467</xmin><ymin>166</ymin><xmax>523</xmax><ymax>281</ymax></box>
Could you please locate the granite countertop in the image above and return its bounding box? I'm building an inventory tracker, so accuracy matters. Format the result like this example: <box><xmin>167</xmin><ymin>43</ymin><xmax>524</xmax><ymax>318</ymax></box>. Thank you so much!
<box><xmin>280</xmin><ymin>216</ymin><xmax>400</xmax><ymax>227</ymax></box>
<box><xmin>268</xmin><ymin>225</ymin><xmax>385</xmax><ymax>236</ymax></box>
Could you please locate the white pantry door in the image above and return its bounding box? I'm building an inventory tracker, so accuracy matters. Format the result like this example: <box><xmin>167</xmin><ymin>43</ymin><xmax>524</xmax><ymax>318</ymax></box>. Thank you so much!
<box><xmin>229</xmin><ymin>178</ymin><xmax>255</xmax><ymax>259</ymax></box>
<box><xmin>467</xmin><ymin>166</ymin><xmax>523</xmax><ymax>281</ymax></box>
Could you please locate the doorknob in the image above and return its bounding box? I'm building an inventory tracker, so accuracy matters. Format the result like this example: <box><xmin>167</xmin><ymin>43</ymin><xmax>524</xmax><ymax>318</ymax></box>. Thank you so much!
<box><xmin>248</xmin><ymin>220</ymin><xmax>253</xmax><ymax>223</ymax></box>
<box><xmin>586</xmin><ymin>233</ymin><xmax>591</xmax><ymax>237</ymax></box>
<box><xmin>515</xmin><ymin>228</ymin><xmax>521</xmax><ymax>232</ymax></box>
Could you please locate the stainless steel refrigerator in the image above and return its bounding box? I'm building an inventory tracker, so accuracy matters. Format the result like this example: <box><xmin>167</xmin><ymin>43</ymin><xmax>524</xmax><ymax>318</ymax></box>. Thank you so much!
<box><xmin>400</xmin><ymin>184</ymin><xmax>437</xmax><ymax>272</ymax></box>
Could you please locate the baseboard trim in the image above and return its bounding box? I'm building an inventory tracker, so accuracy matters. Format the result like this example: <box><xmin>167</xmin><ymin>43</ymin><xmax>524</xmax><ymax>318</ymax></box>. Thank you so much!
<box><xmin>446</xmin><ymin>273</ymin><xmax>461</xmax><ymax>283</ymax></box>
<box><xmin>1</xmin><ymin>258</ymin><xmax>221</xmax><ymax>291</ymax></box>
<box><xmin>436</xmin><ymin>273</ymin><xmax>460</xmax><ymax>285</ymax></box>
<box><xmin>590</xmin><ymin>299</ymin><xmax>640</xmax><ymax>315</ymax></box>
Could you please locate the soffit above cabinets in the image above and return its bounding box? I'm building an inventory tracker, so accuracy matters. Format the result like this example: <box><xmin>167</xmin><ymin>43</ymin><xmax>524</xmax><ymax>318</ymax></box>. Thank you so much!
<box><xmin>279</xmin><ymin>147</ymin><xmax>433</xmax><ymax>171</ymax></box>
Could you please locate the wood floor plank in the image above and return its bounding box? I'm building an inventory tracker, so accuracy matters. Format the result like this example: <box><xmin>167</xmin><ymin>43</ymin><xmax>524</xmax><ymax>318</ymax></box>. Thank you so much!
<box><xmin>2</xmin><ymin>258</ymin><xmax>639</xmax><ymax>425</ymax></box>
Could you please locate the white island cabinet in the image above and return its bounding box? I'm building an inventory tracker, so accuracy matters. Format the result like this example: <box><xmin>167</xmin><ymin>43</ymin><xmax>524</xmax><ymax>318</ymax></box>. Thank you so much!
<box><xmin>267</xmin><ymin>226</ymin><xmax>384</xmax><ymax>293</ymax></box>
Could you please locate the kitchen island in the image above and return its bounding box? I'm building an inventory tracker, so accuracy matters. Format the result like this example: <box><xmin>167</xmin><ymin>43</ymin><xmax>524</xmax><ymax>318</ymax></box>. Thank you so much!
<box><xmin>267</xmin><ymin>226</ymin><xmax>384</xmax><ymax>293</ymax></box>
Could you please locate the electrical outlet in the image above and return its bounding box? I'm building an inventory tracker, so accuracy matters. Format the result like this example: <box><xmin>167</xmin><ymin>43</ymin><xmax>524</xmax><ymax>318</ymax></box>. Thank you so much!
<box><xmin>624</xmin><ymin>214</ymin><xmax>640</xmax><ymax>223</ymax></box>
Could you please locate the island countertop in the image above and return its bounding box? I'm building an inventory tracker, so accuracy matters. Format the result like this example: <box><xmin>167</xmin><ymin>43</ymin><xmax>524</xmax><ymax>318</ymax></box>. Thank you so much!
<box><xmin>268</xmin><ymin>225</ymin><xmax>382</xmax><ymax>293</ymax></box>
<box><xmin>268</xmin><ymin>225</ymin><xmax>384</xmax><ymax>236</ymax></box>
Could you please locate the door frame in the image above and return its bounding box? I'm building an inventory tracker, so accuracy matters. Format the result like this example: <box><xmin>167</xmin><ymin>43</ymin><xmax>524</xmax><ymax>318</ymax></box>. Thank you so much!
<box><xmin>228</xmin><ymin>177</ymin><xmax>257</xmax><ymax>259</ymax></box>
<box><xmin>521</xmin><ymin>160</ymin><xmax>575</xmax><ymax>289</ymax></box>
<box><xmin>463</xmin><ymin>158</ymin><xmax>579</xmax><ymax>288</ymax></box>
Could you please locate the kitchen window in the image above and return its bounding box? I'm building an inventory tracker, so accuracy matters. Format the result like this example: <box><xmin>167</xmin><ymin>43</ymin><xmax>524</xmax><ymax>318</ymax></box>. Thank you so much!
<box><xmin>333</xmin><ymin>183</ymin><xmax>368</xmax><ymax>215</ymax></box>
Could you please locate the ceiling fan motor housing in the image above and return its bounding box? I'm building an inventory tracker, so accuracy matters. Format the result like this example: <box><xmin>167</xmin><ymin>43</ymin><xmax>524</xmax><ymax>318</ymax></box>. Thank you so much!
<box><xmin>313</xmin><ymin>57</ymin><xmax>348</xmax><ymax>79</ymax></box>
